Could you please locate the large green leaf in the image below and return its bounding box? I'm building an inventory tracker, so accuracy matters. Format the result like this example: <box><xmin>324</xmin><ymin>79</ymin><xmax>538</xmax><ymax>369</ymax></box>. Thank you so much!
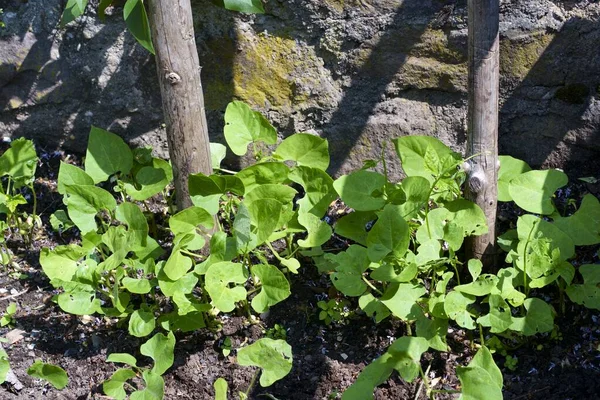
<box><xmin>566</xmin><ymin>265</ymin><xmax>600</xmax><ymax>310</ymax></box>
<box><xmin>381</xmin><ymin>283</ymin><xmax>425</xmax><ymax>321</ymax></box>
<box><xmin>123</xmin><ymin>0</ymin><xmax>155</xmax><ymax>54</ymax></box>
<box><xmin>163</xmin><ymin>249</ymin><xmax>192</xmax><ymax>281</ymax></box>
<box><xmin>210</xmin><ymin>143</ymin><xmax>227</xmax><ymax>169</ymax></box>
<box><xmin>457</xmin><ymin>347</ymin><xmax>503</xmax><ymax>400</ymax></box>
<box><xmin>297</xmin><ymin>212</ymin><xmax>332</xmax><ymax>248</ymax></box>
<box><xmin>236</xmin><ymin>162</ymin><xmax>290</xmax><ymax>195</ymax></box>
<box><xmin>27</xmin><ymin>360</ymin><xmax>69</xmax><ymax>389</ymax></box>
<box><xmin>393</xmin><ymin>136</ymin><xmax>460</xmax><ymax>182</ymax></box>
<box><xmin>334</xmin><ymin>211</ymin><xmax>375</xmax><ymax>246</ymax></box>
<box><xmin>128</xmin><ymin>307</ymin><xmax>155</xmax><ymax>338</ymax></box>
<box><xmin>57</xmin><ymin>162</ymin><xmax>94</xmax><ymax>195</ymax></box>
<box><xmin>508</xmin><ymin>169</ymin><xmax>568</xmax><ymax>215</ymax></box>
<box><xmin>497</xmin><ymin>156</ymin><xmax>531</xmax><ymax>202</ymax></box>
<box><xmin>394</xmin><ymin>176</ymin><xmax>430</xmax><ymax>219</ymax></box>
<box><xmin>476</xmin><ymin>294</ymin><xmax>513</xmax><ymax>333</ymax></box>
<box><xmin>387</xmin><ymin>336</ymin><xmax>430</xmax><ymax>381</ymax></box>
<box><xmin>58</xmin><ymin>291</ymin><xmax>103</xmax><ymax>315</ymax></box>
<box><xmin>444</xmin><ymin>291</ymin><xmax>476</xmax><ymax>329</ymax></box>
<box><xmin>289</xmin><ymin>166</ymin><xmax>337</xmax><ymax>216</ymax></box>
<box><xmin>333</xmin><ymin>171</ymin><xmax>386</xmax><ymax>211</ymax></box>
<box><xmin>103</xmin><ymin>368</ymin><xmax>137</xmax><ymax>400</ymax></box>
<box><xmin>140</xmin><ymin>332</ymin><xmax>175</xmax><ymax>375</ymax></box>
<box><xmin>115</xmin><ymin>202</ymin><xmax>148</xmax><ymax>250</ymax></box>
<box><xmin>250</xmin><ymin>264</ymin><xmax>291</xmax><ymax>313</ymax></box>
<box><xmin>366</xmin><ymin>204</ymin><xmax>410</xmax><ymax>262</ymax></box>
<box><xmin>130</xmin><ymin>370</ymin><xmax>164</xmax><ymax>400</ymax></box>
<box><xmin>189</xmin><ymin>173</ymin><xmax>245</xmax><ymax>215</ymax></box>
<box><xmin>554</xmin><ymin>194</ymin><xmax>600</xmax><ymax>246</ymax></box>
<box><xmin>342</xmin><ymin>352</ymin><xmax>395</xmax><ymax>400</ymax></box>
<box><xmin>85</xmin><ymin>126</ymin><xmax>133</xmax><ymax>183</ymax></box>
<box><xmin>237</xmin><ymin>339</ymin><xmax>292</xmax><ymax>387</ymax></box>
<box><xmin>516</xmin><ymin>214</ymin><xmax>575</xmax><ymax>261</ymax></box>
<box><xmin>169</xmin><ymin>206</ymin><xmax>214</xmax><ymax>235</ymax></box>
<box><xmin>205</xmin><ymin>262</ymin><xmax>248</xmax><ymax>312</ymax></box>
<box><xmin>509</xmin><ymin>298</ymin><xmax>554</xmax><ymax>336</ymax></box>
<box><xmin>65</xmin><ymin>184</ymin><xmax>116</xmax><ymax>233</ymax></box>
<box><xmin>246</xmin><ymin>198</ymin><xmax>283</xmax><ymax>246</ymax></box>
<box><xmin>445</xmin><ymin>199</ymin><xmax>488</xmax><ymax>236</ymax></box>
<box><xmin>39</xmin><ymin>244</ymin><xmax>86</xmax><ymax>282</ymax></box>
<box><xmin>60</xmin><ymin>0</ymin><xmax>88</xmax><ymax>26</ymax></box>
<box><xmin>224</xmin><ymin>101</ymin><xmax>276</xmax><ymax>156</ymax></box>
<box><xmin>122</xmin><ymin>159</ymin><xmax>172</xmax><ymax>201</ymax></box>
<box><xmin>329</xmin><ymin>245</ymin><xmax>370</xmax><ymax>296</ymax></box>
<box><xmin>222</xmin><ymin>0</ymin><xmax>265</xmax><ymax>13</ymax></box>
<box><xmin>0</xmin><ymin>138</ymin><xmax>37</xmax><ymax>185</ymax></box>
<box><xmin>273</xmin><ymin>134</ymin><xmax>329</xmax><ymax>170</ymax></box>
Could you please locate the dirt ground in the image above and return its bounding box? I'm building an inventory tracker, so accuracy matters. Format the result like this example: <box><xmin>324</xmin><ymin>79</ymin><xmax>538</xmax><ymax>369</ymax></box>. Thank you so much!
<box><xmin>0</xmin><ymin>150</ymin><xmax>599</xmax><ymax>400</ymax></box>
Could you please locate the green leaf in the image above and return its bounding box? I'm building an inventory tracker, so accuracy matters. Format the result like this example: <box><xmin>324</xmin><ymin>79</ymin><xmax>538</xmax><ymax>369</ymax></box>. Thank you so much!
<box><xmin>222</xmin><ymin>0</ymin><xmax>265</xmax><ymax>13</ymax></box>
<box><xmin>237</xmin><ymin>339</ymin><xmax>292</xmax><ymax>387</ymax></box>
<box><xmin>554</xmin><ymin>194</ymin><xmax>600</xmax><ymax>246</ymax></box>
<box><xmin>210</xmin><ymin>143</ymin><xmax>227</xmax><ymax>169</ymax></box>
<box><xmin>250</xmin><ymin>264</ymin><xmax>291</xmax><ymax>313</ymax></box>
<box><xmin>342</xmin><ymin>352</ymin><xmax>395</xmax><ymax>400</ymax></box>
<box><xmin>289</xmin><ymin>166</ymin><xmax>337</xmax><ymax>216</ymax></box>
<box><xmin>273</xmin><ymin>134</ymin><xmax>329</xmax><ymax>170</ymax></box>
<box><xmin>115</xmin><ymin>202</ymin><xmax>148</xmax><ymax>250</ymax></box>
<box><xmin>130</xmin><ymin>371</ymin><xmax>164</xmax><ymax>400</ymax></box>
<box><xmin>387</xmin><ymin>336</ymin><xmax>430</xmax><ymax>382</ymax></box>
<box><xmin>457</xmin><ymin>347</ymin><xmax>503</xmax><ymax>400</ymax></box>
<box><xmin>334</xmin><ymin>211</ymin><xmax>375</xmax><ymax>246</ymax></box>
<box><xmin>169</xmin><ymin>206</ymin><xmax>214</xmax><ymax>235</ymax></box>
<box><xmin>508</xmin><ymin>169</ymin><xmax>568</xmax><ymax>215</ymax></box>
<box><xmin>189</xmin><ymin>173</ymin><xmax>244</xmax><ymax>215</ymax></box>
<box><xmin>497</xmin><ymin>156</ymin><xmax>531</xmax><ymax>202</ymax></box>
<box><xmin>57</xmin><ymin>162</ymin><xmax>94</xmax><ymax>195</ymax></box>
<box><xmin>297</xmin><ymin>212</ymin><xmax>332</xmax><ymax>248</ymax></box>
<box><xmin>214</xmin><ymin>377</ymin><xmax>228</xmax><ymax>400</ymax></box>
<box><xmin>140</xmin><ymin>332</ymin><xmax>175</xmax><ymax>375</ymax></box>
<box><xmin>236</xmin><ymin>162</ymin><xmax>290</xmax><ymax>195</ymax></box>
<box><xmin>163</xmin><ymin>249</ymin><xmax>192</xmax><ymax>281</ymax></box>
<box><xmin>329</xmin><ymin>245</ymin><xmax>370</xmax><ymax>296</ymax></box>
<box><xmin>85</xmin><ymin>126</ymin><xmax>133</xmax><ymax>184</ymax></box>
<box><xmin>122</xmin><ymin>159</ymin><xmax>172</xmax><ymax>201</ymax></box>
<box><xmin>359</xmin><ymin>293</ymin><xmax>391</xmax><ymax>323</ymax></box>
<box><xmin>381</xmin><ymin>283</ymin><xmax>426</xmax><ymax>321</ymax></box>
<box><xmin>416</xmin><ymin>315</ymin><xmax>448</xmax><ymax>352</ymax></box>
<box><xmin>65</xmin><ymin>184</ymin><xmax>117</xmax><ymax>233</ymax></box>
<box><xmin>517</xmin><ymin>215</ymin><xmax>575</xmax><ymax>261</ymax></box>
<box><xmin>0</xmin><ymin>348</ymin><xmax>10</xmax><ymax>385</ymax></box>
<box><xmin>60</xmin><ymin>0</ymin><xmax>88</xmax><ymax>26</ymax></box>
<box><xmin>393</xmin><ymin>136</ymin><xmax>460</xmax><ymax>182</ymax></box>
<box><xmin>246</xmin><ymin>199</ymin><xmax>283</xmax><ymax>246</ymax></box>
<box><xmin>128</xmin><ymin>308</ymin><xmax>156</xmax><ymax>337</ymax></box>
<box><xmin>454</xmin><ymin>274</ymin><xmax>498</xmax><ymax>296</ymax></box>
<box><xmin>566</xmin><ymin>265</ymin><xmax>600</xmax><ymax>310</ymax></box>
<box><xmin>205</xmin><ymin>262</ymin><xmax>248</xmax><ymax>312</ymax></box>
<box><xmin>122</xmin><ymin>277</ymin><xmax>152</xmax><ymax>294</ymax></box>
<box><xmin>333</xmin><ymin>171</ymin><xmax>386</xmax><ymax>211</ymax></box>
<box><xmin>50</xmin><ymin>210</ymin><xmax>75</xmax><ymax>232</ymax></box>
<box><xmin>106</xmin><ymin>353</ymin><xmax>138</xmax><ymax>367</ymax></box>
<box><xmin>27</xmin><ymin>360</ymin><xmax>69</xmax><ymax>389</ymax></box>
<box><xmin>468</xmin><ymin>259</ymin><xmax>482</xmax><ymax>281</ymax></box>
<box><xmin>445</xmin><ymin>199</ymin><xmax>488</xmax><ymax>236</ymax></box>
<box><xmin>39</xmin><ymin>244</ymin><xmax>86</xmax><ymax>282</ymax></box>
<box><xmin>366</xmin><ymin>205</ymin><xmax>410</xmax><ymax>262</ymax></box>
<box><xmin>103</xmin><ymin>368</ymin><xmax>136</xmax><ymax>400</ymax></box>
<box><xmin>0</xmin><ymin>138</ymin><xmax>37</xmax><ymax>185</ymax></box>
<box><xmin>444</xmin><ymin>291</ymin><xmax>476</xmax><ymax>329</ymax></box>
<box><xmin>476</xmin><ymin>294</ymin><xmax>513</xmax><ymax>333</ymax></box>
<box><xmin>509</xmin><ymin>298</ymin><xmax>554</xmax><ymax>336</ymax></box>
<box><xmin>58</xmin><ymin>291</ymin><xmax>102</xmax><ymax>315</ymax></box>
<box><xmin>224</xmin><ymin>101</ymin><xmax>276</xmax><ymax>156</ymax></box>
<box><xmin>393</xmin><ymin>176</ymin><xmax>431</xmax><ymax>219</ymax></box>
<box><xmin>123</xmin><ymin>0</ymin><xmax>155</xmax><ymax>54</ymax></box>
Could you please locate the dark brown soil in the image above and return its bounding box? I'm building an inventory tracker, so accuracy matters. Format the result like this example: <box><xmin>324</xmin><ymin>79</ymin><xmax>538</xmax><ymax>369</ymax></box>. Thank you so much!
<box><xmin>1</xmin><ymin>150</ymin><xmax>599</xmax><ymax>400</ymax></box>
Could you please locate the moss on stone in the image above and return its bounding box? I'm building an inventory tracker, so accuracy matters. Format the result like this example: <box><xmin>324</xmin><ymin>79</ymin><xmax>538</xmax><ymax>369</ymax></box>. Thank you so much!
<box><xmin>500</xmin><ymin>32</ymin><xmax>554</xmax><ymax>79</ymax></box>
<box><xmin>410</xmin><ymin>28</ymin><xmax>465</xmax><ymax>64</ymax></box>
<box><xmin>399</xmin><ymin>57</ymin><xmax>467</xmax><ymax>92</ymax></box>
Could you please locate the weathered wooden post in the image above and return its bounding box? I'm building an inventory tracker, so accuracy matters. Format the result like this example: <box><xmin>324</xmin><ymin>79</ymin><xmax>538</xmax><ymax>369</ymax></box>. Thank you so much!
<box><xmin>147</xmin><ymin>0</ymin><xmax>212</xmax><ymax>210</ymax></box>
<box><xmin>465</xmin><ymin>0</ymin><xmax>500</xmax><ymax>266</ymax></box>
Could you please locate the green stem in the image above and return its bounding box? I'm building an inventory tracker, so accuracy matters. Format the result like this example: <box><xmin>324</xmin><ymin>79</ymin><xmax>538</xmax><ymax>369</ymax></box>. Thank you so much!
<box><xmin>29</xmin><ymin>183</ymin><xmax>37</xmax><ymax>219</ymax></box>
<box><xmin>362</xmin><ymin>276</ymin><xmax>383</xmax><ymax>296</ymax></box>
<box><xmin>245</xmin><ymin>368</ymin><xmax>261</xmax><ymax>397</ymax></box>
<box><xmin>522</xmin><ymin>223</ymin><xmax>537</xmax><ymax>296</ymax></box>
<box><xmin>418</xmin><ymin>363</ymin><xmax>432</xmax><ymax>399</ymax></box>
<box><xmin>216</xmin><ymin>167</ymin><xmax>237</xmax><ymax>175</ymax></box>
<box><xmin>479</xmin><ymin>324</ymin><xmax>485</xmax><ymax>346</ymax></box>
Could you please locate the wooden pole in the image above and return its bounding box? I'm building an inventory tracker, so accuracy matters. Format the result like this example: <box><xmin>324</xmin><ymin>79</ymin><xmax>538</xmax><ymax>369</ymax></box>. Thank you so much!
<box><xmin>147</xmin><ymin>0</ymin><xmax>212</xmax><ymax>211</ymax></box>
<box><xmin>465</xmin><ymin>0</ymin><xmax>499</xmax><ymax>267</ymax></box>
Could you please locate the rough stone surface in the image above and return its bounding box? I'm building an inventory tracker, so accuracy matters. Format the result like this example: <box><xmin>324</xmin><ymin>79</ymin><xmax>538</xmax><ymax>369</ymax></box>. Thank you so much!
<box><xmin>0</xmin><ymin>0</ymin><xmax>599</xmax><ymax>178</ymax></box>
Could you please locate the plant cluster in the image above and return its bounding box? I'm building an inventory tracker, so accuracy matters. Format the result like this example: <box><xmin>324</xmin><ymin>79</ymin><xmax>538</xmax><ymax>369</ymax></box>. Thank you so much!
<box><xmin>1</xmin><ymin>100</ymin><xmax>599</xmax><ymax>399</ymax></box>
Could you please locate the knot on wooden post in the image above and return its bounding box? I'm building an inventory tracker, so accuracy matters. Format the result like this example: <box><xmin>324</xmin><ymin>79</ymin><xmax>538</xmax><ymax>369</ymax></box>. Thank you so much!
<box><xmin>165</xmin><ymin>72</ymin><xmax>182</xmax><ymax>85</ymax></box>
<box><xmin>467</xmin><ymin>163</ymin><xmax>486</xmax><ymax>194</ymax></box>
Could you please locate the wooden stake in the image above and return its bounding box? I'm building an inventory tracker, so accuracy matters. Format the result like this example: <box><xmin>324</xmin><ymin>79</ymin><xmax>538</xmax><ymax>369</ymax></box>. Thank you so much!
<box><xmin>465</xmin><ymin>0</ymin><xmax>499</xmax><ymax>267</ymax></box>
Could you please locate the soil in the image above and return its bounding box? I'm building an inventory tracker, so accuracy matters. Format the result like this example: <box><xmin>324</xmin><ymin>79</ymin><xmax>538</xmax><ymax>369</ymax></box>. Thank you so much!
<box><xmin>0</xmin><ymin>149</ymin><xmax>599</xmax><ymax>400</ymax></box>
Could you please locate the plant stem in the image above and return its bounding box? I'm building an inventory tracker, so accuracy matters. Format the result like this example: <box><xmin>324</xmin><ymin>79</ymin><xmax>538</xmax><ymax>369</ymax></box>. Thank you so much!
<box><xmin>479</xmin><ymin>324</ymin><xmax>485</xmax><ymax>346</ymax></box>
<box><xmin>245</xmin><ymin>368</ymin><xmax>261</xmax><ymax>397</ymax></box>
<box><xmin>362</xmin><ymin>276</ymin><xmax>383</xmax><ymax>296</ymax></box>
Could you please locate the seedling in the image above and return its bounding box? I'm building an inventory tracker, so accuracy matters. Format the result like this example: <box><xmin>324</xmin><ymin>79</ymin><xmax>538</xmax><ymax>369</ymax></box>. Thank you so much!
<box><xmin>265</xmin><ymin>324</ymin><xmax>287</xmax><ymax>341</ymax></box>
<box><xmin>317</xmin><ymin>299</ymin><xmax>350</xmax><ymax>325</ymax></box>
<box><xmin>0</xmin><ymin>303</ymin><xmax>16</xmax><ymax>327</ymax></box>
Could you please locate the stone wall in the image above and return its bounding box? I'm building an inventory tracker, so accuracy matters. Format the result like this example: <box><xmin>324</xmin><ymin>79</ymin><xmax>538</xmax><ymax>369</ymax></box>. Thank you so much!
<box><xmin>1</xmin><ymin>0</ymin><xmax>599</xmax><ymax>178</ymax></box>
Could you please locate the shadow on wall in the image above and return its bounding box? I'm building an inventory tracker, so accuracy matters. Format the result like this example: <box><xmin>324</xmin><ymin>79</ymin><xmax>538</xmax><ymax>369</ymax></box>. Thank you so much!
<box><xmin>0</xmin><ymin>0</ymin><xmax>237</xmax><ymax>161</ymax></box>
<box><xmin>499</xmin><ymin>15</ymin><xmax>600</xmax><ymax>177</ymax></box>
